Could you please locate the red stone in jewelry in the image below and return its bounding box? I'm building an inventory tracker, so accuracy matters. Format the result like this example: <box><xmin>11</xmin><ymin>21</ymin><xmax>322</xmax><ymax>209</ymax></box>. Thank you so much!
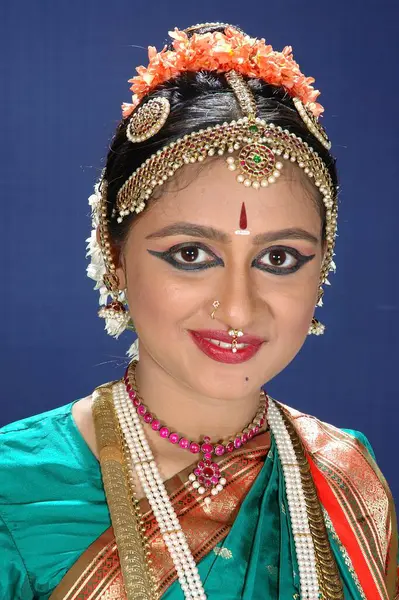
<box><xmin>123</xmin><ymin>368</ymin><xmax>268</xmax><ymax>501</ymax></box>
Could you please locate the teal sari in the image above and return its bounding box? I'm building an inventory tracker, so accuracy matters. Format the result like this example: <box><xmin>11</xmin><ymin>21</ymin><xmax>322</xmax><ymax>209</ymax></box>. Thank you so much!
<box><xmin>46</xmin><ymin>386</ymin><xmax>397</xmax><ymax>600</ymax></box>
<box><xmin>163</xmin><ymin>438</ymin><xmax>363</xmax><ymax>600</ymax></box>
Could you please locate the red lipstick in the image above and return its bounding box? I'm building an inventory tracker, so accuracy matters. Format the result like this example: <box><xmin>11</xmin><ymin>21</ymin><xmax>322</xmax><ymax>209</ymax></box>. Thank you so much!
<box><xmin>189</xmin><ymin>329</ymin><xmax>264</xmax><ymax>364</ymax></box>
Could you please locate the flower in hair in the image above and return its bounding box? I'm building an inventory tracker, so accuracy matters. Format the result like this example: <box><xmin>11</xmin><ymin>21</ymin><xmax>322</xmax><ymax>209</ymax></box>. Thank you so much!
<box><xmin>122</xmin><ymin>27</ymin><xmax>323</xmax><ymax>118</ymax></box>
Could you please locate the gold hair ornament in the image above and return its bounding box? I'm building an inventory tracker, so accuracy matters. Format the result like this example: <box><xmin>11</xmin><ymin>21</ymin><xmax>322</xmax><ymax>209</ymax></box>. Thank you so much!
<box><xmin>113</xmin><ymin>72</ymin><xmax>336</xmax><ymax>289</ymax></box>
<box><xmin>183</xmin><ymin>22</ymin><xmax>235</xmax><ymax>34</ymax></box>
<box><xmin>126</xmin><ymin>97</ymin><xmax>170</xmax><ymax>144</ymax></box>
<box><xmin>293</xmin><ymin>97</ymin><xmax>331</xmax><ymax>150</ymax></box>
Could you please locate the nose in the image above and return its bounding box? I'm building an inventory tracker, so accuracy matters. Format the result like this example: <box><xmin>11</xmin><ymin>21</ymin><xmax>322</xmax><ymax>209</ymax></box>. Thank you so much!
<box><xmin>214</xmin><ymin>264</ymin><xmax>260</xmax><ymax>331</ymax></box>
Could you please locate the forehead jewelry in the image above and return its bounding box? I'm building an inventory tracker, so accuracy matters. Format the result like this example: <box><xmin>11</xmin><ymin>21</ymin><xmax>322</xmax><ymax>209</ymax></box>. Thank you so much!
<box><xmin>235</xmin><ymin>202</ymin><xmax>250</xmax><ymax>235</ymax></box>
<box><xmin>114</xmin><ymin>72</ymin><xmax>336</xmax><ymax>291</ymax></box>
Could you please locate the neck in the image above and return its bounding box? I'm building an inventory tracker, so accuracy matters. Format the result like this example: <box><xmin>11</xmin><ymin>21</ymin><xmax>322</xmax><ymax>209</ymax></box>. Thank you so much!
<box><xmin>131</xmin><ymin>352</ymin><xmax>263</xmax><ymax>462</ymax></box>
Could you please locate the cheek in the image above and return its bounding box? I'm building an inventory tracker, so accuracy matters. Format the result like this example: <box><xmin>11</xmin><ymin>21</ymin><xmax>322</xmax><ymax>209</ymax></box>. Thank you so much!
<box><xmin>259</xmin><ymin>270</ymin><xmax>320</xmax><ymax>339</ymax></box>
<box><xmin>125</xmin><ymin>262</ymin><xmax>202</xmax><ymax>336</ymax></box>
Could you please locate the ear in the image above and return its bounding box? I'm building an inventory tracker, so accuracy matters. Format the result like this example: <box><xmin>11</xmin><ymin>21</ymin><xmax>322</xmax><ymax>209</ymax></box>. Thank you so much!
<box><xmin>115</xmin><ymin>256</ymin><xmax>127</xmax><ymax>291</ymax></box>
<box><xmin>96</xmin><ymin>227</ymin><xmax>127</xmax><ymax>290</ymax></box>
<box><xmin>321</xmin><ymin>238</ymin><xmax>328</xmax><ymax>260</ymax></box>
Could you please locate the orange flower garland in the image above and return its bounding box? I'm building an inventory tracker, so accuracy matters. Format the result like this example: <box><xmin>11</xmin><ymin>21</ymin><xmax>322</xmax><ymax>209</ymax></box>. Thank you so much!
<box><xmin>122</xmin><ymin>27</ymin><xmax>323</xmax><ymax>118</ymax></box>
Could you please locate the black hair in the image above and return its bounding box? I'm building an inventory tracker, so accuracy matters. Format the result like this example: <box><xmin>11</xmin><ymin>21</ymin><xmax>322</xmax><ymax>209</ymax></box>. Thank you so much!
<box><xmin>103</xmin><ymin>24</ymin><xmax>337</xmax><ymax>245</ymax></box>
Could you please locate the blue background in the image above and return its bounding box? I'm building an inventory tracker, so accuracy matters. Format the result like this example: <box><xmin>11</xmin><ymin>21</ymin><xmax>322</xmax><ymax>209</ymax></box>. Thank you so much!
<box><xmin>1</xmin><ymin>1</ymin><xmax>398</xmax><ymax>501</ymax></box>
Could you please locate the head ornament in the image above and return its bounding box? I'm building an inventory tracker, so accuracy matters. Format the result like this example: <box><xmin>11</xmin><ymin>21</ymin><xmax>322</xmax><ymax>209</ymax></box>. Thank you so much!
<box><xmin>126</xmin><ymin>97</ymin><xmax>170</xmax><ymax>143</ymax></box>
<box><xmin>87</xmin><ymin>25</ymin><xmax>337</xmax><ymax>344</ymax></box>
<box><xmin>122</xmin><ymin>26</ymin><xmax>324</xmax><ymax>118</ymax></box>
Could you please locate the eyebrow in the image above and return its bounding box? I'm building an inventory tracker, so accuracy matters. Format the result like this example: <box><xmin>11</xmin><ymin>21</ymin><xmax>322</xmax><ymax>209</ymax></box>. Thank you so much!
<box><xmin>146</xmin><ymin>222</ymin><xmax>319</xmax><ymax>245</ymax></box>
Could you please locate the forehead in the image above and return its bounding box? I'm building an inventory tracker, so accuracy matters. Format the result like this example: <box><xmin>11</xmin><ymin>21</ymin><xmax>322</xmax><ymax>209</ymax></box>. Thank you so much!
<box><xmin>133</xmin><ymin>158</ymin><xmax>322</xmax><ymax>235</ymax></box>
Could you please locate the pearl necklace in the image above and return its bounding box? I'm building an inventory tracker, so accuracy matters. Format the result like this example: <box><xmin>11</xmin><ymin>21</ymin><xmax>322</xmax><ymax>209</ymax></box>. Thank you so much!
<box><xmin>113</xmin><ymin>381</ymin><xmax>320</xmax><ymax>600</ymax></box>
<box><xmin>267</xmin><ymin>400</ymin><xmax>319</xmax><ymax>599</ymax></box>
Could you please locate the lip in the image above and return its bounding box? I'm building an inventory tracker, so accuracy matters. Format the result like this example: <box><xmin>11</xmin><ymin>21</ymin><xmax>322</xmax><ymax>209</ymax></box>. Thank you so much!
<box><xmin>191</xmin><ymin>329</ymin><xmax>265</xmax><ymax>345</ymax></box>
<box><xmin>188</xmin><ymin>330</ymin><xmax>264</xmax><ymax>364</ymax></box>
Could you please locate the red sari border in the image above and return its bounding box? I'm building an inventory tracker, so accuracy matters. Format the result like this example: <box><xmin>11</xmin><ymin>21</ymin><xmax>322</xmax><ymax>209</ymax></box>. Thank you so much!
<box><xmin>308</xmin><ymin>452</ymin><xmax>382</xmax><ymax>599</ymax></box>
<box><xmin>285</xmin><ymin>405</ymin><xmax>398</xmax><ymax>599</ymax></box>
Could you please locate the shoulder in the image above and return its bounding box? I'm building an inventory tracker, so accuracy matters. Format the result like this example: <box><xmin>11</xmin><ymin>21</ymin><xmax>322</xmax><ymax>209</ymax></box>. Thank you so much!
<box><xmin>1</xmin><ymin>400</ymin><xmax>75</xmax><ymax>435</ymax></box>
<box><xmin>0</xmin><ymin>397</ymin><xmax>109</xmax><ymax>599</ymax></box>
<box><xmin>0</xmin><ymin>397</ymin><xmax>99</xmax><ymax>505</ymax></box>
<box><xmin>278</xmin><ymin>401</ymin><xmax>393</xmax><ymax>517</ymax></box>
<box><xmin>280</xmin><ymin>402</ymin><xmax>398</xmax><ymax>595</ymax></box>
<box><xmin>280</xmin><ymin>402</ymin><xmax>376</xmax><ymax>459</ymax></box>
<box><xmin>0</xmin><ymin>401</ymin><xmax>76</xmax><ymax>465</ymax></box>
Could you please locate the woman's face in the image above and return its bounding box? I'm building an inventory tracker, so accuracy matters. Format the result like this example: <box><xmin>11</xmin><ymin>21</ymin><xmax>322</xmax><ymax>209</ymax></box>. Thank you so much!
<box><xmin>117</xmin><ymin>159</ymin><xmax>324</xmax><ymax>400</ymax></box>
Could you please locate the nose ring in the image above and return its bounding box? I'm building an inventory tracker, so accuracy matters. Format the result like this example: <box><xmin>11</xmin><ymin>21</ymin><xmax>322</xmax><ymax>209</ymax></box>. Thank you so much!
<box><xmin>228</xmin><ymin>328</ymin><xmax>244</xmax><ymax>354</ymax></box>
<box><xmin>210</xmin><ymin>302</ymin><xmax>245</xmax><ymax>353</ymax></box>
<box><xmin>210</xmin><ymin>300</ymin><xmax>220</xmax><ymax>319</ymax></box>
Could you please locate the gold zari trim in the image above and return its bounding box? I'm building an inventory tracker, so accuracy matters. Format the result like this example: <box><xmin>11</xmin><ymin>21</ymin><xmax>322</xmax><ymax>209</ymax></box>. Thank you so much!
<box><xmin>92</xmin><ymin>384</ymin><xmax>155</xmax><ymax>600</ymax></box>
<box><xmin>277</xmin><ymin>404</ymin><xmax>344</xmax><ymax>600</ymax></box>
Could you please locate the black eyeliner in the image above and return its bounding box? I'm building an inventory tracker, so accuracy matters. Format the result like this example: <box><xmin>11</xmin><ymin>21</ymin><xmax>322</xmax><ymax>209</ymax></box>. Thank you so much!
<box><xmin>252</xmin><ymin>245</ymin><xmax>316</xmax><ymax>276</ymax></box>
<box><xmin>147</xmin><ymin>242</ymin><xmax>315</xmax><ymax>275</ymax></box>
<box><xmin>147</xmin><ymin>242</ymin><xmax>223</xmax><ymax>271</ymax></box>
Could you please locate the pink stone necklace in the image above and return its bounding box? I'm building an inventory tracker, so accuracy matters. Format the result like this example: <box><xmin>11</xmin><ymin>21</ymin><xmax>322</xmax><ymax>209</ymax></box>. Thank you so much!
<box><xmin>124</xmin><ymin>362</ymin><xmax>268</xmax><ymax>502</ymax></box>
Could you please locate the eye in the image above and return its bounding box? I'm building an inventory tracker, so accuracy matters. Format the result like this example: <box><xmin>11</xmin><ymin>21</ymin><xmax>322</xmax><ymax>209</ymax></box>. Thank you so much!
<box><xmin>253</xmin><ymin>245</ymin><xmax>315</xmax><ymax>275</ymax></box>
<box><xmin>260</xmin><ymin>249</ymin><xmax>296</xmax><ymax>269</ymax></box>
<box><xmin>147</xmin><ymin>243</ymin><xmax>223</xmax><ymax>271</ymax></box>
<box><xmin>172</xmin><ymin>245</ymin><xmax>214</xmax><ymax>265</ymax></box>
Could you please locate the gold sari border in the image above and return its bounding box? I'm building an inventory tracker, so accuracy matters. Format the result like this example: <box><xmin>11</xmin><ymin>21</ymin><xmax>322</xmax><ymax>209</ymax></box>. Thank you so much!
<box><xmin>91</xmin><ymin>383</ymin><xmax>154</xmax><ymax>600</ymax></box>
<box><xmin>283</xmin><ymin>403</ymin><xmax>398</xmax><ymax>599</ymax></box>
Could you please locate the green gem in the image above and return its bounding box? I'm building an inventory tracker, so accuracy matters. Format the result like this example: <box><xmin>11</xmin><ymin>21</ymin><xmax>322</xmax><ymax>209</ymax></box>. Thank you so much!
<box><xmin>253</xmin><ymin>154</ymin><xmax>262</xmax><ymax>164</ymax></box>
<box><xmin>249</xmin><ymin>125</ymin><xmax>258</xmax><ymax>132</ymax></box>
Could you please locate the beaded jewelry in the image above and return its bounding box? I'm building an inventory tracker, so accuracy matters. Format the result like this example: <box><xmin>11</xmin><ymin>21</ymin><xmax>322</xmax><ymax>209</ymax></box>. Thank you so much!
<box><xmin>112</xmin><ymin>373</ymin><xmax>343</xmax><ymax>599</ymax></box>
<box><xmin>126</xmin><ymin>97</ymin><xmax>170</xmax><ymax>143</ymax></box>
<box><xmin>293</xmin><ymin>97</ymin><xmax>331</xmax><ymax>150</ymax></box>
<box><xmin>124</xmin><ymin>361</ymin><xmax>267</xmax><ymax>504</ymax></box>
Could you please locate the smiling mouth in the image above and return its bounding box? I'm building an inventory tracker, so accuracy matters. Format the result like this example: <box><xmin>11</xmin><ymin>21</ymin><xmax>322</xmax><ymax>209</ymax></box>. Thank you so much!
<box><xmin>204</xmin><ymin>338</ymin><xmax>249</xmax><ymax>350</ymax></box>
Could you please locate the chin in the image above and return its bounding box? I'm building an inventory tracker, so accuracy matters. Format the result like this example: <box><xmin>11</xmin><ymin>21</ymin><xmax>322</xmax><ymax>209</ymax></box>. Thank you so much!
<box><xmin>180</xmin><ymin>353</ymin><xmax>269</xmax><ymax>399</ymax></box>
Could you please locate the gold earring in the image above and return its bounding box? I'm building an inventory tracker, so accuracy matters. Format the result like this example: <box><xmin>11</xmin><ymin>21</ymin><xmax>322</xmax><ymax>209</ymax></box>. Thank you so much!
<box><xmin>98</xmin><ymin>274</ymin><xmax>131</xmax><ymax>338</ymax></box>
<box><xmin>307</xmin><ymin>285</ymin><xmax>326</xmax><ymax>336</ymax></box>
<box><xmin>308</xmin><ymin>317</ymin><xmax>325</xmax><ymax>336</ymax></box>
<box><xmin>210</xmin><ymin>300</ymin><xmax>220</xmax><ymax>319</ymax></box>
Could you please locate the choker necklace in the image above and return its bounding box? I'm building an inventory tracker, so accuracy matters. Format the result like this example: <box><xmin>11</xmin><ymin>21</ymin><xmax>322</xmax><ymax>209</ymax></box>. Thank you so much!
<box><xmin>124</xmin><ymin>362</ymin><xmax>268</xmax><ymax>503</ymax></box>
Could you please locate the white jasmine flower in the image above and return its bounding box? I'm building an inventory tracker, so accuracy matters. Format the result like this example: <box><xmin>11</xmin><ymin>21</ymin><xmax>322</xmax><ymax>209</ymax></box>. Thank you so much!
<box><xmin>127</xmin><ymin>338</ymin><xmax>140</xmax><ymax>360</ymax></box>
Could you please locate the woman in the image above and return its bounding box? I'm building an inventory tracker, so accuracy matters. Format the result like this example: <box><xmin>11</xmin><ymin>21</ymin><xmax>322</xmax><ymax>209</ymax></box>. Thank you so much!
<box><xmin>0</xmin><ymin>22</ymin><xmax>397</xmax><ymax>600</ymax></box>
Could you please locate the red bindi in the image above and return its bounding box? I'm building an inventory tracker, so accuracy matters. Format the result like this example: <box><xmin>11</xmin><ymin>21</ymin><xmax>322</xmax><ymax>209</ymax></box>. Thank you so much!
<box><xmin>239</xmin><ymin>202</ymin><xmax>247</xmax><ymax>230</ymax></box>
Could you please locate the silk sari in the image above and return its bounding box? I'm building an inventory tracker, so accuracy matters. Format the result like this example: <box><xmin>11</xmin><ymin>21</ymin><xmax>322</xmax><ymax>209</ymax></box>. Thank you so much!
<box><xmin>49</xmin><ymin>385</ymin><xmax>398</xmax><ymax>600</ymax></box>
